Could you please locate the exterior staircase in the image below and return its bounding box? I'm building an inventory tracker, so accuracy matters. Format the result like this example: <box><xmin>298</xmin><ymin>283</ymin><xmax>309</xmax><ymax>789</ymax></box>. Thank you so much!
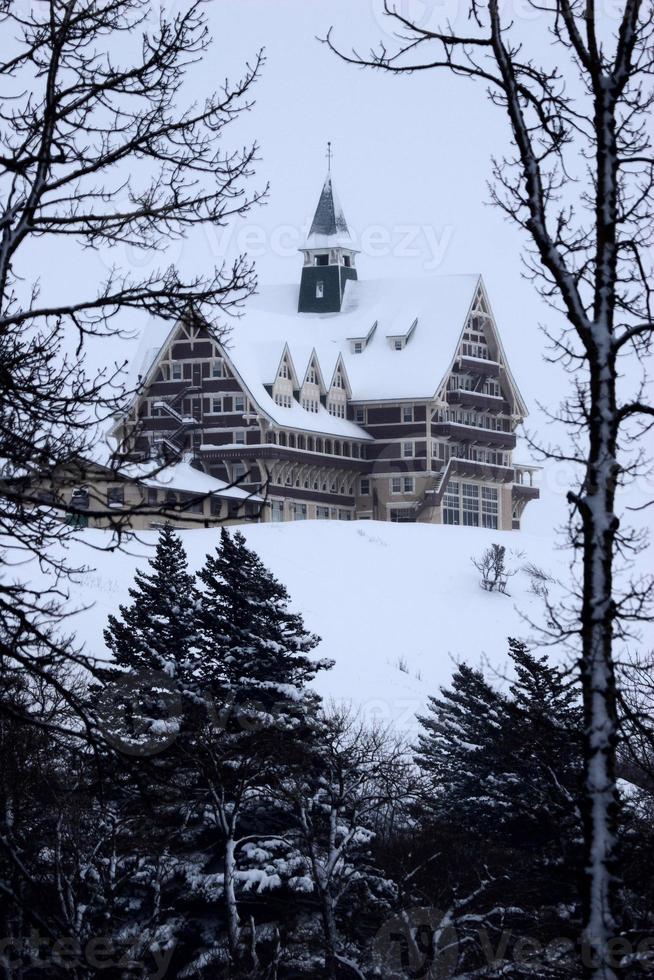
<box><xmin>152</xmin><ymin>390</ymin><xmax>202</xmax><ymax>459</ymax></box>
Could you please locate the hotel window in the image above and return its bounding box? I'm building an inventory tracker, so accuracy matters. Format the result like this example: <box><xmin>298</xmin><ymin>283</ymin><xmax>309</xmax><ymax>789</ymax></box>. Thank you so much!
<box><xmin>391</xmin><ymin>477</ymin><xmax>402</xmax><ymax>495</ymax></box>
<box><xmin>211</xmin><ymin>360</ymin><xmax>223</xmax><ymax>378</ymax></box>
<box><xmin>443</xmin><ymin>481</ymin><xmax>496</xmax><ymax>527</ymax></box>
<box><xmin>343</xmin><ymin>255</ymin><xmax>351</xmax><ymax>268</ymax></box>
<box><xmin>483</xmin><ymin>379</ymin><xmax>501</xmax><ymax>397</ymax></box>
<box><xmin>443</xmin><ymin>481</ymin><xmax>461</xmax><ymax>525</ymax></box>
<box><xmin>270</xmin><ymin>499</ymin><xmax>284</xmax><ymax>522</ymax></box>
<box><xmin>402</xmin><ymin>441</ymin><xmax>413</xmax><ymax>458</ymax></box>
<box><xmin>171</xmin><ymin>362</ymin><xmax>182</xmax><ymax>380</ymax></box>
<box><xmin>211</xmin><ymin>398</ymin><xmax>222</xmax><ymax>414</ymax></box>
<box><xmin>107</xmin><ymin>486</ymin><xmax>124</xmax><ymax>508</ymax></box>
<box><xmin>334</xmin><ymin>371</ymin><xmax>344</xmax><ymax>389</ymax></box>
<box><xmin>339</xmin><ymin>509</ymin><xmax>352</xmax><ymax>520</ymax></box>
<box><xmin>403</xmin><ymin>477</ymin><xmax>415</xmax><ymax>494</ymax></box>
<box><xmin>232</xmin><ymin>463</ymin><xmax>246</xmax><ymax>481</ymax></box>
<box><xmin>316</xmin><ymin>281</ymin><xmax>324</xmax><ymax>299</ymax></box>
<box><xmin>389</xmin><ymin>508</ymin><xmax>409</xmax><ymax>522</ymax></box>
<box><xmin>462</xmin><ymin>483</ymin><xmax>480</xmax><ymax>526</ymax></box>
<box><xmin>355</xmin><ymin>407</ymin><xmax>366</xmax><ymax>424</ymax></box>
<box><xmin>314</xmin><ymin>254</ymin><xmax>329</xmax><ymax>266</ymax></box>
<box><xmin>146</xmin><ymin>488</ymin><xmax>158</xmax><ymax>506</ymax></box>
<box><xmin>481</xmin><ymin>486</ymin><xmax>499</xmax><ymax>529</ymax></box>
<box><xmin>291</xmin><ymin>503</ymin><xmax>308</xmax><ymax>521</ymax></box>
<box><xmin>360</xmin><ymin>478</ymin><xmax>370</xmax><ymax>496</ymax></box>
<box><xmin>307</xmin><ymin>367</ymin><xmax>318</xmax><ymax>384</ymax></box>
<box><xmin>403</xmin><ymin>405</ymin><xmax>414</xmax><ymax>423</ymax></box>
<box><xmin>353</xmin><ymin>341</ymin><xmax>363</xmax><ymax>354</ymax></box>
<box><xmin>234</xmin><ymin>395</ymin><xmax>246</xmax><ymax>413</ymax></box>
<box><xmin>182</xmin><ymin>494</ymin><xmax>204</xmax><ymax>514</ymax></box>
<box><xmin>394</xmin><ymin>338</ymin><xmax>403</xmax><ymax>351</ymax></box>
<box><xmin>234</xmin><ymin>430</ymin><xmax>246</xmax><ymax>445</ymax></box>
<box><xmin>316</xmin><ymin>506</ymin><xmax>330</xmax><ymax>520</ymax></box>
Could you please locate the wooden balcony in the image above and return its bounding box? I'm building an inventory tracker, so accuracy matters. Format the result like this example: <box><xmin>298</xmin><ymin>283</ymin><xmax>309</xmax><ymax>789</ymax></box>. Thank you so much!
<box><xmin>454</xmin><ymin>355</ymin><xmax>502</xmax><ymax>377</ymax></box>
<box><xmin>513</xmin><ymin>464</ymin><xmax>540</xmax><ymax>501</ymax></box>
<box><xmin>198</xmin><ymin>442</ymin><xmax>370</xmax><ymax>473</ymax></box>
<box><xmin>446</xmin><ymin>389</ymin><xmax>511</xmax><ymax>414</ymax></box>
<box><xmin>448</xmin><ymin>457</ymin><xmax>515</xmax><ymax>484</ymax></box>
<box><xmin>432</xmin><ymin>421</ymin><xmax>516</xmax><ymax>450</ymax></box>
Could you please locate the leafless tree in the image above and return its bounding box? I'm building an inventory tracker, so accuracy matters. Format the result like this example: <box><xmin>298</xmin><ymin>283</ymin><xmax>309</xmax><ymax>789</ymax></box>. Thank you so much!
<box><xmin>0</xmin><ymin>0</ymin><xmax>264</xmax><ymax>730</ymax></box>
<box><xmin>324</xmin><ymin>4</ymin><xmax>654</xmax><ymax>977</ymax></box>
<box><xmin>280</xmin><ymin>706</ymin><xmax>413</xmax><ymax>980</ymax></box>
<box><xmin>472</xmin><ymin>542</ymin><xmax>516</xmax><ymax>592</ymax></box>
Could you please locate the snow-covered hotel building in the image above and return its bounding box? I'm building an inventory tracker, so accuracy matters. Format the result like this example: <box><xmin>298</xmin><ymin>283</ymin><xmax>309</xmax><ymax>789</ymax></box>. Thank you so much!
<box><xmin>111</xmin><ymin>171</ymin><xmax>540</xmax><ymax>530</ymax></box>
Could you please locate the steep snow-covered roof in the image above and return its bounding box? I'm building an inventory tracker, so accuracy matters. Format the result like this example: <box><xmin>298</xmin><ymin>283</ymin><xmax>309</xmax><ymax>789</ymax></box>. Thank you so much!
<box><xmin>112</xmin><ymin>272</ymin><xmax>521</xmax><ymax>441</ymax></box>
<box><xmin>304</xmin><ymin>173</ymin><xmax>354</xmax><ymax>250</ymax></box>
<box><xmin>227</xmin><ymin>274</ymin><xmax>480</xmax><ymax>407</ymax></box>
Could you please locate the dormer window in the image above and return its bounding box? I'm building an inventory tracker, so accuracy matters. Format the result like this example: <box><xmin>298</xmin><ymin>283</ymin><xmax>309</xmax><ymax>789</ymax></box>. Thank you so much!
<box><xmin>316</xmin><ymin>282</ymin><xmax>324</xmax><ymax>298</ymax></box>
<box><xmin>333</xmin><ymin>371</ymin><xmax>344</xmax><ymax>389</ymax></box>
<box><xmin>307</xmin><ymin>367</ymin><xmax>318</xmax><ymax>385</ymax></box>
<box><xmin>279</xmin><ymin>362</ymin><xmax>290</xmax><ymax>380</ymax></box>
<box><xmin>314</xmin><ymin>254</ymin><xmax>329</xmax><ymax>267</ymax></box>
<box><xmin>353</xmin><ymin>341</ymin><xmax>363</xmax><ymax>354</ymax></box>
<box><xmin>394</xmin><ymin>338</ymin><xmax>404</xmax><ymax>351</ymax></box>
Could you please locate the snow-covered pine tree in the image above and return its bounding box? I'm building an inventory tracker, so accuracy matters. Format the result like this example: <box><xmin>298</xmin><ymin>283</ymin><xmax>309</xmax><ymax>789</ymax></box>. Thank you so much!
<box><xmin>91</xmin><ymin>527</ymin><xmax>204</xmax><ymax>975</ymax></box>
<box><xmin>173</xmin><ymin>528</ymin><xmax>332</xmax><ymax>975</ymax></box>
<box><xmin>98</xmin><ymin>525</ymin><xmax>200</xmax><ymax>757</ymax></box>
<box><xmin>195</xmin><ymin>527</ymin><xmax>328</xmax><ymax>732</ymax></box>
<box><xmin>414</xmin><ymin>639</ymin><xmax>584</xmax><ymax>978</ymax></box>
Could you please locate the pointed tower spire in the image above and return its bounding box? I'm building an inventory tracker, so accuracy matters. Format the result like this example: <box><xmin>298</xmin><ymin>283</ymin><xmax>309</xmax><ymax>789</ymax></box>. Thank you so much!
<box><xmin>305</xmin><ymin>170</ymin><xmax>352</xmax><ymax>249</ymax></box>
<box><xmin>298</xmin><ymin>151</ymin><xmax>358</xmax><ymax>314</ymax></box>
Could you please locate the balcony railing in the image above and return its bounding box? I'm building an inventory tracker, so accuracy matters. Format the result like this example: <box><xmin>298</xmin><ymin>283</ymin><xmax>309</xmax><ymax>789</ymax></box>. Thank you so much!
<box><xmin>446</xmin><ymin>389</ymin><xmax>511</xmax><ymax>414</ymax></box>
<box><xmin>455</xmin><ymin>354</ymin><xmax>502</xmax><ymax>377</ymax></box>
<box><xmin>432</xmin><ymin>421</ymin><xmax>516</xmax><ymax>450</ymax></box>
<box><xmin>198</xmin><ymin>442</ymin><xmax>370</xmax><ymax>472</ymax></box>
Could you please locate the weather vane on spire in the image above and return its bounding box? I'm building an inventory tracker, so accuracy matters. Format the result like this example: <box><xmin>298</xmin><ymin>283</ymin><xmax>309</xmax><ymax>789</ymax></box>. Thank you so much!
<box><xmin>326</xmin><ymin>141</ymin><xmax>333</xmax><ymax>173</ymax></box>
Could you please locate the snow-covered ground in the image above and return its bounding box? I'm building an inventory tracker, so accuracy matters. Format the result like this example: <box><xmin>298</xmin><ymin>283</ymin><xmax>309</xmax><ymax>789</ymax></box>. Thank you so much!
<box><xmin>30</xmin><ymin>518</ymin><xmax>586</xmax><ymax>731</ymax></box>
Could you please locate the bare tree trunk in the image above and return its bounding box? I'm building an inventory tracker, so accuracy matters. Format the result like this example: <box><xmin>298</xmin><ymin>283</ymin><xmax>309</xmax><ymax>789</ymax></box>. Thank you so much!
<box><xmin>575</xmin><ymin>362</ymin><xmax>621</xmax><ymax>977</ymax></box>
<box><xmin>223</xmin><ymin>834</ymin><xmax>241</xmax><ymax>966</ymax></box>
<box><xmin>317</xmin><ymin>885</ymin><xmax>339</xmax><ymax>980</ymax></box>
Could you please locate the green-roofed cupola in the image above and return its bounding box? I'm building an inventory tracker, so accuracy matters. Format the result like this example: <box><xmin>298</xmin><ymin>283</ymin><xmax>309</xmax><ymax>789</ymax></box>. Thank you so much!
<box><xmin>298</xmin><ymin>147</ymin><xmax>358</xmax><ymax>314</ymax></box>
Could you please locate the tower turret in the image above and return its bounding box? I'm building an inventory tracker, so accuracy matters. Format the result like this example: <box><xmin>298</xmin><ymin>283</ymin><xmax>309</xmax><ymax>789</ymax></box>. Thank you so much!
<box><xmin>298</xmin><ymin>152</ymin><xmax>358</xmax><ymax>314</ymax></box>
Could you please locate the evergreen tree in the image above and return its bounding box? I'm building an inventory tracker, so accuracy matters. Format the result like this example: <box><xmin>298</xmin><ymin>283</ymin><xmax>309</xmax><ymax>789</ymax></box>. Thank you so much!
<box><xmin>195</xmin><ymin>528</ymin><xmax>329</xmax><ymax>732</ymax></box>
<box><xmin>98</xmin><ymin>525</ymin><xmax>200</xmax><ymax>757</ymax></box>
<box><xmin>413</xmin><ymin>639</ymin><xmax>585</xmax><ymax>978</ymax></box>
<box><xmin>169</xmin><ymin>529</ymin><xmax>332</xmax><ymax>976</ymax></box>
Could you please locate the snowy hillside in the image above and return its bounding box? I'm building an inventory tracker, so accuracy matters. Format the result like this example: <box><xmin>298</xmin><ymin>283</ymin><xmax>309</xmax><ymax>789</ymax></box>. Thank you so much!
<box><xmin>32</xmin><ymin>519</ymin><xmax>581</xmax><ymax>730</ymax></box>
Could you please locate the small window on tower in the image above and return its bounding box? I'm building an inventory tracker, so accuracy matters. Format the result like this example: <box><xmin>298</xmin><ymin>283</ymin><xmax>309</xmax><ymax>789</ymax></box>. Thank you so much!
<box><xmin>343</xmin><ymin>255</ymin><xmax>351</xmax><ymax>268</ymax></box>
<box><xmin>316</xmin><ymin>281</ymin><xmax>324</xmax><ymax>299</ymax></box>
<box><xmin>314</xmin><ymin>254</ymin><xmax>329</xmax><ymax>266</ymax></box>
